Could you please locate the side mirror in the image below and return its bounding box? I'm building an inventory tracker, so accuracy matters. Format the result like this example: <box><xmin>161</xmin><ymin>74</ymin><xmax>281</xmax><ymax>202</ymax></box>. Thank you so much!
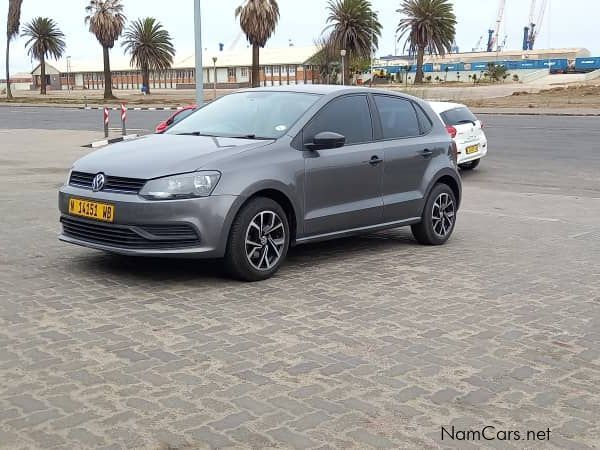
<box><xmin>305</xmin><ymin>131</ymin><xmax>346</xmax><ymax>150</ymax></box>
<box><xmin>155</xmin><ymin>121</ymin><xmax>168</xmax><ymax>134</ymax></box>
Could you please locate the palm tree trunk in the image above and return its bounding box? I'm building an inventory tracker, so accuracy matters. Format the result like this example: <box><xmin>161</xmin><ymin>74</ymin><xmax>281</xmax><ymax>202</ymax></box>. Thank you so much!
<box><xmin>5</xmin><ymin>39</ymin><xmax>13</xmax><ymax>99</ymax></box>
<box><xmin>251</xmin><ymin>44</ymin><xmax>260</xmax><ymax>88</ymax></box>
<box><xmin>415</xmin><ymin>46</ymin><xmax>425</xmax><ymax>84</ymax></box>
<box><xmin>40</xmin><ymin>56</ymin><xmax>47</xmax><ymax>95</ymax></box>
<box><xmin>142</xmin><ymin>67</ymin><xmax>150</xmax><ymax>95</ymax></box>
<box><xmin>102</xmin><ymin>45</ymin><xmax>115</xmax><ymax>99</ymax></box>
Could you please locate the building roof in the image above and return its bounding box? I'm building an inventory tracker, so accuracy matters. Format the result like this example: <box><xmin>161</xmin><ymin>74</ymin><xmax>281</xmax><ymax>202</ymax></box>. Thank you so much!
<box><xmin>52</xmin><ymin>45</ymin><xmax>319</xmax><ymax>74</ymax></box>
<box><xmin>376</xmin><ymin>48</ymin><xmax>591</xmax><ymax>66</ymax></box>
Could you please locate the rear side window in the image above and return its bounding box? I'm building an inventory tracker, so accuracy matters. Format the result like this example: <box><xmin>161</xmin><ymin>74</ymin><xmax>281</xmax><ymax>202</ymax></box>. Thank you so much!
<box><xmin>414</xmin><ymin>104</ymin><xmax>433</xmax><ymax>134</ymax></box>
<box><xmin>373</xmin><ymin>95</ymin><xmax>420</xmax><ymax>139</ymax></box>
<box><xmin>304</xmin><ymin>95</ymin><xmax>373</xmax><ymax>145</ymax></box>
<box><xmin>440</xmin><ymin>107</ymin><xmax>478</xmax><ymax>126</ymax></box>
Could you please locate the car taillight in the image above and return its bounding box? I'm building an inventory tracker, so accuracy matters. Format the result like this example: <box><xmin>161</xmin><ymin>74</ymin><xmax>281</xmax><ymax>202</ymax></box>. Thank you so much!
<box><xmin>446</xmin><ymin>125</ymin><xmax>457</xmax><ymax>138</ymax></box>
<box><xmin>479</xmin><ymin>120</ymin><xmax>484</xmax><ymax>129</ymax></box>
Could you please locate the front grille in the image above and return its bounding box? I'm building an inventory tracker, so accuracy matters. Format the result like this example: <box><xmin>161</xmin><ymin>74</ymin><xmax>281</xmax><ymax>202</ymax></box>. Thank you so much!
<box><xmin>69</xmin><ymin>171</ymin><xmax>146</xmax><ymax>194</ymax></box>
<box><xmin>61</xmin><ymin>216</ymin><xmax>200</xmax><ymax>249</ymax></box>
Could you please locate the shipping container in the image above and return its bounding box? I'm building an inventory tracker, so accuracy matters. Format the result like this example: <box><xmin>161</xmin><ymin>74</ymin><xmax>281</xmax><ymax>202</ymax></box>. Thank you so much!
<box><xmin>575</xmin><ymin>57</ymin><xmax>600</xmax><ymax>71</ymax></box>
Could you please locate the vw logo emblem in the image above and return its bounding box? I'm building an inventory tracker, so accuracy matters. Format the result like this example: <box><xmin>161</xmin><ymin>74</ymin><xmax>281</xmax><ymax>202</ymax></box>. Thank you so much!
<box><xmin>92</xmin><ymin>173</ymin><xmax>105</xmax><ymax>192</ymax></box>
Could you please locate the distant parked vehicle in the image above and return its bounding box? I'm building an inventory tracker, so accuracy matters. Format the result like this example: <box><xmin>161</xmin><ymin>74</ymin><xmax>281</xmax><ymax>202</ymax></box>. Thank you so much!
<box><xmin>430</xmin><ymin>102</ymin><xmax>487</xmax><ymax>170</ymax></box>
<box><xmin>155</xmin><ymin>105</ymin><xmax>197</xmax><ymax>133</ymax></box>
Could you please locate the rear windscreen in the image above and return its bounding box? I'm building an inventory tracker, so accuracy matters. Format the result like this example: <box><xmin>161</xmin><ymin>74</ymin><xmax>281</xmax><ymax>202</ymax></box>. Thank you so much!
<box><xmin>440</xmin><ymin>107</ymin><xmax>478</xmax><ymax>126</ymax></box>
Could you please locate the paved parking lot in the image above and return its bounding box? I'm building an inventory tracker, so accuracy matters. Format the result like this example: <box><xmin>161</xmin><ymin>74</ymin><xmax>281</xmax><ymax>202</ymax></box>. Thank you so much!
<box><xmin>0</xmin><ymin>114</ymin><xmax>599</xmax><ymax>449</ymax></box>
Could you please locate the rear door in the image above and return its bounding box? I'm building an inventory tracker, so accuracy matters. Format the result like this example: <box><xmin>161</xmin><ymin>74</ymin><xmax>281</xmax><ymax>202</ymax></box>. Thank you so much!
<box><xmin>372</xmin><ymin>95</ymin><xmax>439</xmax><ymax>221</ymax></box>
<box><xmin>302</xmin><ymin>94</ymin><xmax>383</xmax><ymax>236</ymax></box>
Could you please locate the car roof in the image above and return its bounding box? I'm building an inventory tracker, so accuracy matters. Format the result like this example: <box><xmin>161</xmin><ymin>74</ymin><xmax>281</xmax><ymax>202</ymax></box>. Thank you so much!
<box><xmin>238</xmin><ymin>84</ymin><xmax>424</xmax><ymax>101</ymax></box>
<box><xmin>428</xmin><ymin>101</ymin><xmax>468</xmax><ymax>114</ymax></box>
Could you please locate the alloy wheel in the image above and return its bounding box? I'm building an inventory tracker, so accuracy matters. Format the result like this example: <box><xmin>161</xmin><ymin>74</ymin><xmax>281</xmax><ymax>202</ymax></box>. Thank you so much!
<box><xmin>432</xmin><ymin>192</ymin><xmax>455</xmax><ymax>238</ymax></box>
<box><xmin>245</xmin><ymin>210</ymin><xmax>286</xmax><ymax>271</ymax></box>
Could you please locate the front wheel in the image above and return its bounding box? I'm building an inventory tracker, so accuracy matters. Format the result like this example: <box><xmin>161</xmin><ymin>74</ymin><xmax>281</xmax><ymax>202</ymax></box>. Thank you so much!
<box><xmin>411</xmin><ymin>184</ymin><xmax>457</xmax><ymax>245</ymax></box>
<box><xmin>459</xmin><ymin>158</ymin><xmax>480</xmax><ymax>170</ymax></box>
<box><xmin>225</xmin><ymin>197</ymin><xmax>290</xmax><ymax>281</ymax></box>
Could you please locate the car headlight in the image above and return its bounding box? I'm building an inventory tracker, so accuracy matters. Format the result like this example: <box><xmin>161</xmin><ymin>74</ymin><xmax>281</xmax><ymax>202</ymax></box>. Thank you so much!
<box><xmin>139</xmin><ymin>171</ymin><xmax>221</xmax><ymax>200</ymax></box>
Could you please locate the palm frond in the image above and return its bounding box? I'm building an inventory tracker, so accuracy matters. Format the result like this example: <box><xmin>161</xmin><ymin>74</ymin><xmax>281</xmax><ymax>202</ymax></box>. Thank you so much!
<box><xmin>396</xmin><ymin>0</ymin><xmax>456</xmax><ymax>57</ymax></box>
<box><xmin>236</xmin><ymin>0</ymin><xmax>280</xmax><ymax>48</ymax></box>
<box><xmin>22</xmin><ymin>17</ymin><xmax>66</xmax><ymax>61</ymax></box>
<box><xmin>7</xmin><ymin>0</ymin><xmax>24</xmax><ymax>40</ymax></box>
<box><xmin>324</xmin><ymin>0</ymin><xmax>382</xmax><ymax>61</ymax></box>
<box><xmin>85</xmin><ymin>0</ymin><xmax>126</xmax><ymax>48</ymax></box>
<box><xmin>122</xmin><ymin>17</ymin><xmax>175</xmax><ymax>71</ymax></box>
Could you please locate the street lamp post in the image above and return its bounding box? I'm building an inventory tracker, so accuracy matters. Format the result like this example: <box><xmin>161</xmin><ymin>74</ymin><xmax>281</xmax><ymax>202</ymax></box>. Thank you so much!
<box><xmin>194</xmin><ymin>0</ymin><xmax>204</xmax><ymax>105</ymax></box>
<box><xmin>66</xmin><ymin>56</ymin><xmax>71</xmax><ymax>91</ymax></box>
<box><xmin>212</xmin><ymin>56</ymin><xmax>217</xmax><ymax>101</ymax></box>
<box><xmin>340</xmin><ymin>49</ymin><xmax>346</xmax><ymax>85</ymax></box>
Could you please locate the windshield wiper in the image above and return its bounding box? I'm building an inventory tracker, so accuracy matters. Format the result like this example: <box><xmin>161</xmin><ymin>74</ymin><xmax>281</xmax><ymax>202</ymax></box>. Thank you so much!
<box><xmin>176</xmin><ymin>131</ymin><xmax>218</xmax><ymax>137</ymax></box>
<box><xmin>176</xmin><ymin>132</ymin><xmax>272</xmax><ymax>140</ymax></box>
<box><xmin>224</xmin><ymin>134</ymin><xmax>273</xmax><ymax>140</ymax></box>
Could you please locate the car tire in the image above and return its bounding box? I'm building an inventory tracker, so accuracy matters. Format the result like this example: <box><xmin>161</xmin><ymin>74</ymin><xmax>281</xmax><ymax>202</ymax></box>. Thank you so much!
<box><xmin>225</xmin><ymin>197</ymin><xmax>290</xmax><ymax>282</ymax></box>
<box><xmin>411</xmin><ymin>183</ymin><xmax>457</xmax><ymax>246</ymax></box>
<box><xmin>459</xmin><ymin>158</ymin><xmax>480</xmax><ymax>170</ymax></box>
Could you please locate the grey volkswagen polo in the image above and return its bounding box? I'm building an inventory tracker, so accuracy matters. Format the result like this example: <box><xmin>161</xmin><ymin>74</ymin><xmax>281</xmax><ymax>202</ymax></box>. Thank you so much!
<box><xmin>59</xmin><ymin>85</ymin><xmax>461</xmax><ymax>281</ymax></box>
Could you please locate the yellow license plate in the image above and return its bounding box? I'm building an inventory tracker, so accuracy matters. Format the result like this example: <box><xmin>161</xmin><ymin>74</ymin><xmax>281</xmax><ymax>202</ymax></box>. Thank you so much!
<box><xmin>69</xmin><ymin>198</ymin><xmax>115</xmax><ymax>222</ymax></box>
<box><xmin>466</xmin><ymin>144</ymin><xmax>479</xmax><ymax>154</ymax></box>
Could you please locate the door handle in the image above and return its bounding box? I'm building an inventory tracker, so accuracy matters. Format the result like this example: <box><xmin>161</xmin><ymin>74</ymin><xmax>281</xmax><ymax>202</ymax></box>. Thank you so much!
<box><xmin>420</xmin><ymin>149</ymin><xmax>433</xmax><ymax>158</ymax></box>
<box><xmin>368</xmin><ymin>155</ymin><xmax>384</xmax><ymax>166</ymax></box>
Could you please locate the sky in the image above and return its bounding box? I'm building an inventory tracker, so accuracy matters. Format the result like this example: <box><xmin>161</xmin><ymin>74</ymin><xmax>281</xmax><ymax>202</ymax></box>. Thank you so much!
<box><xmin>2</xmin><ymin>0</ymin><xmax>599</xmax><ymax>74</ymax></box>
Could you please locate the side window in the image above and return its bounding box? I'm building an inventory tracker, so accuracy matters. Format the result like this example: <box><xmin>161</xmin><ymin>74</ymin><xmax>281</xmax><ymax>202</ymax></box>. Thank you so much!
<box><xmin>304</xmin><ymin>95</ymin><xmax>373</xmax><ymax>146</ymax></box>
<box><xmin>373</xmin><ymin>95</ymin><xmax>421</xmax><ymax>139</ymax></box>
<box><xmin>414</xmin><ymin>103</ymin><xmax>433</xmax><ymax>134</ymax></box>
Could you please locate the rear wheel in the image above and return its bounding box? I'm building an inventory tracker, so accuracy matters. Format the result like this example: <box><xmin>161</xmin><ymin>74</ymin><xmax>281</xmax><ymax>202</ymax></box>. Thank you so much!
<box><xmin>459</xmin><ymin>158</ymin><xmax>480</xmax><ymax>170</ymax></box>
<box><xmin>411</xmin><ymin>183</ymin><xmax>457</xmax><ymax>245</ymax></box>
<box><xmin>225</xmin><ymin>197</ymin><xmax>289</xmax><ymax>282</ymax></box>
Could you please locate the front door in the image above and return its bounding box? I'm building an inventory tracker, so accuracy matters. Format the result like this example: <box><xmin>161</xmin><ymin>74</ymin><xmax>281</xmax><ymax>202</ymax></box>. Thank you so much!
<box><xmin>302</xmin><ymin>95</ymin><xmax>383</xmax><ymax>236</ymax></box>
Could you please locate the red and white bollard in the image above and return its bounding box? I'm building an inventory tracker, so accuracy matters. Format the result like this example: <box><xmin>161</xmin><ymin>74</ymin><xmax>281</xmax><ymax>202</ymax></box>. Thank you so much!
<box><xmin>103</xmin><ymin>107</ymin><xmax>109</xmax><ymax>138</ymax></box>
<box><xmin>120</xmin><ymin>104</ymin><xmax>127</xmax><ymax>136</ymax></box>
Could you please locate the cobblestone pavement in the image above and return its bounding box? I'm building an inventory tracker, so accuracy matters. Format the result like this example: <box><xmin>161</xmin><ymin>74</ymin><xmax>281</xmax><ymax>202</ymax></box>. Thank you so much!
<box><xmin>1</xmin><ymin>126</ymin><xmax>599</xmax><ymax>449</ymax></box>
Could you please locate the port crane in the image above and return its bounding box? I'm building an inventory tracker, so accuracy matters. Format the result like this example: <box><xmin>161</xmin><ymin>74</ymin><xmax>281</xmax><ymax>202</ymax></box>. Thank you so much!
<box><xmin>523</xmin><ymin>0</ymin><xmax>548</xmax><ymax>50</ymax></box>
<box><xmin>486</xmin><ymin>0</ymin><xmax>506</xmax><ymax>52</ymax></box>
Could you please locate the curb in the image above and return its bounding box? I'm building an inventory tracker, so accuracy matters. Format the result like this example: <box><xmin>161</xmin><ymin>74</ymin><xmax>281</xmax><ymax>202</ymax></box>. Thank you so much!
<box><xmin>82</xmin><ymin>134</ymin><xmax>140</xmax><ymax>148</ymax></box>
<box><xmin>82</xmin><ymin>106</ymin><xmax>185</xmax><ymax>111</ymax></box>
<box><xmin>474</xmin><ymin>111</ymin><xmax>600</xmax><ymax>117</ymax></box>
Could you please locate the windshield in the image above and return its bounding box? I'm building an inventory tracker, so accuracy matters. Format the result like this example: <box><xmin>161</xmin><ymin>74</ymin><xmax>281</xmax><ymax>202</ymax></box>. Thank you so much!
<box><xmin>167</xmin><ymin>91</ymin><xmax>321</xmax><ymax>139</ymax></box>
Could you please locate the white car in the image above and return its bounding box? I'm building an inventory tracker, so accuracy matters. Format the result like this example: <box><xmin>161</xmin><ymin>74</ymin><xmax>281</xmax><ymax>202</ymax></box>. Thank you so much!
<box><xmin>429</xmin><ymin>102</ymin><xmax>487</xmax><ymax>170</ymax></box>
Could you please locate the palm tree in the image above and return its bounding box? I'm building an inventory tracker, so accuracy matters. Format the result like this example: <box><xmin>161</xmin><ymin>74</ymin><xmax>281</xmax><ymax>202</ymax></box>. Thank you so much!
<box><xmin>325</xmin><ymin>0</ymin><xmax>382</xmax><ymax>85</ymax></box>
<box><xmin>122</xmin><ymin>18</ymin><xmax>175</xmax><ymax>95</ymax></box>
<box><xmin>396</xmin><ymin>0</ymin><xmax>456</xmax><ymax>84</ymax></box>
<box><xmin>5</xmin><ymin>0</ymin><xmax>23</xmax><ymax>99</ymax></box>
<box><xmin>235</xmin><ymin>0</ymin><xmax>280</xmax><ymax>88</ymax></box>
<box><xmin>85</xmin><ymin>0</ymin><xmax>126</xmax><ymax>99</ymax></box>
<box><xmin>22</xmin><ymin>17</ymin><xmax>66</xmax><ymax>95</ymax></box>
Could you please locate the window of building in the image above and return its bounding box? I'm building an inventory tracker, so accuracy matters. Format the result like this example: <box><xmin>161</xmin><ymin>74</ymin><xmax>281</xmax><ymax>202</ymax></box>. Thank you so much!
<box><xmin>241</xmin><ymin>67</ymin><xmax>248</xmax><ymax>77</ymax></box>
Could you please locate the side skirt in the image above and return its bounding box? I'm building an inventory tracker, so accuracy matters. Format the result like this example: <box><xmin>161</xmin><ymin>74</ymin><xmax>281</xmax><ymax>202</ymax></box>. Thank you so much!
<box><xmin>294</xmin><ymin>217</ymin><xmax>421</xmax><ymax>246</ymax></box>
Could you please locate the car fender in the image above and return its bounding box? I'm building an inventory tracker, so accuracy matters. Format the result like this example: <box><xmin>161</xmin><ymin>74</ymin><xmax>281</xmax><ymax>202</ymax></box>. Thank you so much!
<box><xmin>422</xmin><ymin>167</ymin><xmax>462</xmax><ymax>213</ymax></box>
<box><xmin>216</xmin><ymin>179</ymin><xmax>303</xmax><ymax>254</ymax></box>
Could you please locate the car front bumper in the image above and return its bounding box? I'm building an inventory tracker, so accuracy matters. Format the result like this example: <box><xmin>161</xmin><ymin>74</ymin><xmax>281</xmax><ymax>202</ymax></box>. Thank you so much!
<box><xmin>58</xmin><ymin>185</ymin><xmax>240</xmax><ymax>258</ymax></box>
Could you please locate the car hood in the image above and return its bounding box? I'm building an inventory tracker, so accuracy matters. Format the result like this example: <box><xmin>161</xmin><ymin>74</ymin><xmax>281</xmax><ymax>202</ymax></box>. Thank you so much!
<box><xmin>73</xmin><ymin>134</ymin><xmax>273</xmax><ymax>179</ymax></box>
